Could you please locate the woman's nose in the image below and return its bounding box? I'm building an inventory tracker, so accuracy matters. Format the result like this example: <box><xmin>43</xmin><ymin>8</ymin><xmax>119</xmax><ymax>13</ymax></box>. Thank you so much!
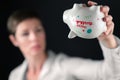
<box><xmin>29</xmin><ymin>32</ymin><xmax>38</xmax><ymax>41</ymax></box>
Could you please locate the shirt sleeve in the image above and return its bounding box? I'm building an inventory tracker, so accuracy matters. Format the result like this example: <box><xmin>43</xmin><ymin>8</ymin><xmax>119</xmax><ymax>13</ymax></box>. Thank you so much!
<box><xmin>98</xmin><ymin>35</ymin><xmax>120</xmax><ymax>79</ymax></box>
<box><xmin>59</xmin><ymin>35</ymin><xmax>120</xmax><ymax>80</ymax></box>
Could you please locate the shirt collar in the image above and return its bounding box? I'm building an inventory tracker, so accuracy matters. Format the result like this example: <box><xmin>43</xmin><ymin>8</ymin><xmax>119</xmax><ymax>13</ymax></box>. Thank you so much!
<box><xmin>38</xmin><ymin>50</ymin><xmax>56</xmax><ymax>79</ymax></box>
<box><xmin>19</xmin><ymin>50</ymin><xmax>56</xmax><ymax>80</ymax></box>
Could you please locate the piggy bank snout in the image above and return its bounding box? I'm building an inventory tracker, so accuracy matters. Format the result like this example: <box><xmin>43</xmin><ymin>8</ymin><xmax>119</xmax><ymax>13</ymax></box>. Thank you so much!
<box><xmin>63</xmin><ymin>10</ymin><xmax>71</xmax><ymax>24</ymax></box>
<box><xmin>63</xmin><ymin>10</ymin><xmax>68</xmax><ymax>23</ymax></box>
<box><xmin>63</xmin><ymin>3</ymin><xmax>83</xmax><ymax>23</ymax></box>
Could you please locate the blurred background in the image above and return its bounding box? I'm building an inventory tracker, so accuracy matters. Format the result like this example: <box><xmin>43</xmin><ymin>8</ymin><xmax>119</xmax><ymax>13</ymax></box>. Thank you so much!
<box><xmin>0</xmin><ymin>0</ymin><xmax>120</xmax><ymax>80</ymax></box>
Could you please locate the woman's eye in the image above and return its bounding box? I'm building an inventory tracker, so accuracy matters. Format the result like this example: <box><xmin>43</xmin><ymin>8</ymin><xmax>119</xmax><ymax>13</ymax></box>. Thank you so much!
<box><xmin>22</xmin><ymin>33</ymin><xmax>29</xmax><ymax>36</ymax></box>
<box><xmin>36</xmin><ymin>29</ymin><xmax>42</xmax><ymax>32</ymax></box>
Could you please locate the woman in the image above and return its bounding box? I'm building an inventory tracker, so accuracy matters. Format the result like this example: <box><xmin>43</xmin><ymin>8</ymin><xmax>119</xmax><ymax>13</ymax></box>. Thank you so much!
<box><xmin>8</xmin><ymin>1</ymin><xmax>120</xmax><ymax>80</ymax></box>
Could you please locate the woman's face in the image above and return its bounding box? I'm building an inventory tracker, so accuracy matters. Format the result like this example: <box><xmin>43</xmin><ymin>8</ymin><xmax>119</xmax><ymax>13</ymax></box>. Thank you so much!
<box><xmin>10</xmin><ymin>18</ymin><xmax>46</xmax><ymax>58</ymax></box>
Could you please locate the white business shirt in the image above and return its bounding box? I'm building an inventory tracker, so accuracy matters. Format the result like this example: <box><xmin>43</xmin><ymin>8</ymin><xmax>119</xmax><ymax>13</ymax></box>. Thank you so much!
<box><xmin>9</xmin><ymin>36</ymin><xmax>120</xmax><ymax>80</ymax></box>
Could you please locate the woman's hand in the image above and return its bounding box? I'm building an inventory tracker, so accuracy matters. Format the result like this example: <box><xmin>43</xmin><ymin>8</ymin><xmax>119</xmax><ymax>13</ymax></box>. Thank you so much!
<box><xmin>88</xmin><ymin>1</ymin><xmax>117</xmax><ymax>48</ymax></box>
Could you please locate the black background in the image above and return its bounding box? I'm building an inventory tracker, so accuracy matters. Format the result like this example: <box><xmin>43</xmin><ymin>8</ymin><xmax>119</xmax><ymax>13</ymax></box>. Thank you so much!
<box><xmin>0</xmin><ymin>0</ymin><xmax>120</xmax><ymax>80</ymax></box>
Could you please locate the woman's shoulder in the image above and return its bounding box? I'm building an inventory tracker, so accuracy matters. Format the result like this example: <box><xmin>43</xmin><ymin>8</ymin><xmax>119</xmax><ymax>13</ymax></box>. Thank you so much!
<box><xmin>47</xmin><ymin>49</ymin><xmax>69</xmax><ymax>61</ymax></box>
<box><xmin>8</xmin><ymin>60</ymin><xmax>27</xmax><ymax>80</ymax></box>
<box><xmin>48</xmin><ymin>49</ymin><xmax>91</xmax><ymax>66</ymax></box>
<box><xmin>48</xmin><ymin>49</ymin><xmax>83</xmax><ymax>64</ymax></box>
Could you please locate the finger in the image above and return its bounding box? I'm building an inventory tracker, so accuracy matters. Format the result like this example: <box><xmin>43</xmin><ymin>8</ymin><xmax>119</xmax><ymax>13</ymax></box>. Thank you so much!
<box><xmin>100</xmin><ymin>6</ymin><xmax>110</xmax><ymax>16</ymax></box>
<box><xmin>105</xmin><ymin>22</ymin><xmax>114</xmax><ymax>35</ymax></box>
<box><xmin>105</xmin><ymin>26</ymin><xmax>112</xmax><ymax>35</ymax></box>
<box><xmin>98</xmin><ymin>32</ymin><xmax>106</xmax><ymax>40</ymax></box>
<box><xmin>88</xmin><ymin>1</ymin><xmax>97</xmax><ymax>6</ymax></box>
<box><xmin>99</xmin><ymin>32</ymin><xmax>105</xmax><ymax>37</ymax></box>
<box><xmin>103</xmin><ymin>15</ymin><xmax>113</xmax><ymax>22</ymax></box>
<box><xmin>106</xmin><ymin>21</ymin><xmax>113</xmax><ymax>27</ymax></box>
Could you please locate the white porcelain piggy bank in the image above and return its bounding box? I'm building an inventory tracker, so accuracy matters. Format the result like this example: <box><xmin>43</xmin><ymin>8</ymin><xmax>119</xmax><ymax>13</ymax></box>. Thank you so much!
<box><xmin>63</xmin><ymin>3</ymin><xmax>107</xmax><ymax>39</ymax></box>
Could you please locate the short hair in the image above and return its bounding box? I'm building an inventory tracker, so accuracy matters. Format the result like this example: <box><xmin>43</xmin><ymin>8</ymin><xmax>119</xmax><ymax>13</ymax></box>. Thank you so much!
<box><xmin>7</xmin><ymin>10</ymin><xmax>41</xmax><ymax>35</ymax></box>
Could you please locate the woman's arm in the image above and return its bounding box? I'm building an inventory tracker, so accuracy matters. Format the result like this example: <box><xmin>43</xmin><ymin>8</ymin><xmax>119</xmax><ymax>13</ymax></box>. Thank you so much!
<box><xmin>59</xmin><ymin>36</ymin><xmax>120</xmax><ymax>80</ymax></box>
<box><xmin>60</xmin><ymin>38</ymin><xmax>120</xmax><ymax>80</ymax></box>
<box><xmin>59</xmin><ymin>1</ymin><xmax>120</xmax><ymax>80</ymax></box>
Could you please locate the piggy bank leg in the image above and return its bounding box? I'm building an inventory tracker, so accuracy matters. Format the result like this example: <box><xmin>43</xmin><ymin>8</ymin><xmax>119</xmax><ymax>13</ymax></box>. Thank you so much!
<box><xmin>68</xmin><ymin>31</ymin><xmax>77</xmax><ymax>39</ymax></box>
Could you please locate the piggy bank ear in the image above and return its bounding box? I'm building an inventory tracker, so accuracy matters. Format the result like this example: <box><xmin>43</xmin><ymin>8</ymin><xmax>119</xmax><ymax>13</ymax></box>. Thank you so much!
<box><xmin>73</xmin><ymin>4</ymin><xmax>84</xmax><ymax>9</ymax></box>
<box><xmin>68</xmin><ymin>31</ymin><xmax>77</xmax><ymax>39</ymax></box>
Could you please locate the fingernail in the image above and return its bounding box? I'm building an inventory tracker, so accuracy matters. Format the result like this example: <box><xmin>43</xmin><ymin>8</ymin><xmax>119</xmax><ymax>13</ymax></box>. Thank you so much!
<box><xmin>104</xmin><ymin>6</ymin><xmax>110</xmax><ymax>11</ymax></box>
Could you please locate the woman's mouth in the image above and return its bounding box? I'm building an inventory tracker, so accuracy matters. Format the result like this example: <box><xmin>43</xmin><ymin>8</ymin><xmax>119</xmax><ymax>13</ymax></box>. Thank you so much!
<box><xmin>32</xmin><ymin>45</ymin><xmax>41</xmax><ymax>50</ymax></box>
